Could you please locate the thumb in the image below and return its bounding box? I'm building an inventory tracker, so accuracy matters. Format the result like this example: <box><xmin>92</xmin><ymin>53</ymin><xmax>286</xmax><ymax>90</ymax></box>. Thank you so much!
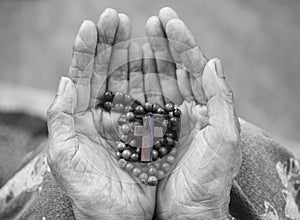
<box><xmin>202</xmin><ymin>58</ymin><xmax>240</xmax><ymax>149</ymax></box>
<box><xmin>47</xmin><ymin>77</ymin><xmax>78</xmax><ymax>166</ymax></box>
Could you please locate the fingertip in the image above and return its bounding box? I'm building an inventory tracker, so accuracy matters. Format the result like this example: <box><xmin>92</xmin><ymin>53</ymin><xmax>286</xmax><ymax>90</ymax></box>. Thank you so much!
<box><xmin>158</xmin><ymin>7</ymin><xmax>179</xmax><ymax>28</ymax></box>
<box><xmin>115</xmin><ymin>13</ymin><xmax>131</xmax><ymax>44</ymax></box>
<box><xmin>98</xmin><ymin>8</ymin><xmax>119</xmax><ymax>45</ymax></box>
<box><xmin>75</xmin><ymin>20</ymin><xmax>97</xmax><ymax>53</ymax></box>
<box><xmin>165</xmin><ymin>18</ymin><xmax>196</xmax><ymax>53</ymax></box>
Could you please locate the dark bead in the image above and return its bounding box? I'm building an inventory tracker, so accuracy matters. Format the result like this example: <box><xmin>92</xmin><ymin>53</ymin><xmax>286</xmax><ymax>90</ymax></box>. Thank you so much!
<box><xmin>124</xmin><ymin>106</ymin><xmax>133</xmax><ymax>113</ymax></box>
<box><xmin>125</xmin><ymin>163</ymin><xmax>134</xmax><ymax>172</ymax></box>
<box><xmin>158</xmin><ymin>147</ymin><xmax>167</xmax><ymax>156</ymax></box>
<box><xmin>161</xmin><ymin>162</ymin><xmax>171</xmax><ymax>172</ymax></box>
<box><xmin>117</xmin><ymin>142</ymin><xmax>126</xmax><ymax>152</ymax></box>
<box><xmin>173</xmin><ymin>109</ymin><xmax>181</xmax><ymax>118</ymax></box>
<box><xmin>170</xmin><ymin>117</ymin><xmax>179</xmax><ymax>126</ymax></box>
<box><xmin>153</xmin><ymin>142</ymin><xmax>161</xmax><ymax>150</ymax></box>
<box><xmin>126</xmin><ymin>112</ymin><xmax>135</xmax><ymax>121</ymax></box>
<box><xmin>118</xmin><ymin>159</ymin><xmax>127</xmax><ymax>168</ymax></box>
<box><xmin>121</xmin><ymin>124</ymin><xmax>130</xmax><ymax>134</ymax></box>
<box><xmin>156</xmin><ymin>107</ymin><xmax>166</xmax><ymax>114</ymax></box>
<box><xmin>139</xmin><ymin>173</ymin><xmax>148</xmax><ymax>184</ymax></box>
<box><xmin>103</xmin><ymin>101</ymin><xmax>113</xmax><ymax>111</ymax></box>
<box><xmin>153</xmin><ymin>160</ymin><xmax>161</xmax><ymax>169</ymax></box>
<box><xmin>116</xmin><ymin>151</ymin><xmax>122</xmax><ymax>158</ymax></box>
<box><xmin>129</xmin><ymin>139</ymin><xmax>137</xmax><ymax>147</ymax></box>
<box><xmin>130</xmin><ymin>153</ymin><xmax>139</xmax><ymax>162</ymax></box>
<box><xmin>118</xmin><ymin>116</ymin><xmax>127</xmax><ymax>125</ymax></box>
<box><xmin>147</xmin><ymin>176</ymin><xmax>158</xmax><ymax>186</ymax></box>
<box><xmin>131</xmin><ymin>100</ymin><xmax>142</xmax><ymax>109</ymax></box>
<box><xmin>122</xmin><ymin>149</ymin><xmax>131</xmax><ymax>160</ymax></box>
<box><xmin>136</xmin><ymin>148</ymin><xmax>141</xmax><ymax>154</ymax></box>
<box><xmin>164</xmin><ymin>131</ymin><xmax>174</xmax><ymax>139</ymax></box>
<box><xmin>114</xmin><ymin>91</ymin><xmax>124</xmax><ymax>104</ymax></box>
<box><xmin>148</xmin><ymin>167</ymin><xmax>157</xmax><ymax>176</ymax></box>
<box><xmin>124</xmin><ymin>94</ymin><xmax>132</xmax><ymax>105</ymax></box>
<box><xmin>104</xmin><ymin>91</ymin><xmax>113</xmax><ymax>101</ymax></box>
<box><xmin>152</xmin><ymin>150</ymin><xmax>158</xmax><ymax>160</ymax></box>
<box><xmin>166</xmin><ymin>155</ymin><xmax>176</xmax><ymax>164</ymax></box>
<box><xmin>165</xmin><ymin>103</ymin><xmax>174</xmax><ymax>112</ymax></box>
<box><xmin>152</xmin><ymin>104</ymin><xmax>160</xmax><ymax>112</ymax></box>
<box><xmin>157</xmin><ymin>170</ymin><xmax>165</xmax><ymax>179</ymax></box>
<box><xmin>120</xmin><ymin>134</ymin><xmax>129</xmax><ymax>142</ymax></box>
<box><xmin>166</xmin><ymin>137</ymin><xmax>174</xmax><ymax>146</ymax></box>
<box><xmin>135</xmin><ymin>105</ymin><xmax>145</xmax><ymax>115</ymax></box>
<box><xmin>144</xmin><ymin>102</ymin><xmax>153</xmax><ymax>112</ymax></box>
<box><xmin>159</xmin><ymin>138</ymin><xmax>168</xmax><ymax>146</ymax></box>
<box><xmin>115</xmin><ymin>104</ymin><xmax>124</xmax><ymax>112</ymax></box>
<box><xmin>173</xmin><ymin>140</ymin><xmax>178</xmax><ymax>147</ymax></box>
<box><xmin>132</xmin><ymin>168</ymin><xmax>141</xmax><ymax>177</ymax></box>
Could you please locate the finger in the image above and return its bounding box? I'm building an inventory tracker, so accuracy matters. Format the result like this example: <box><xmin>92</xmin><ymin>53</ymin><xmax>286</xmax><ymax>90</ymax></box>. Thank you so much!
<box><xmin>89</xmin><ymin>8</ymin><xmax>119</xmax><ymax>107</ymax></box>
<box><xmin>128</xmin><ymin>41</ymin><xmax>145</xmax><ymax>103</ymax></box>
<box><xmin>159</xmin><ymin>7</ymin><xmax>207</xmax><ymax>104</ymax></box>
<box><xmin>145</xmin><ymin>16</ymin><xmax>183</xmax><ymax>105</ymax></box>
<box><xmin>202</xmin><ymin>58</ymin><xmax>240</xmax><ymax>149</ymax></box>
<box><xmin>68</xmin><ymin>20</ymin><xmax>97</xmax><ymax>112</ymax></box>
<box><xmin>176</xmin><ymin>68</ymin><xmax>195</xmax><ymax>102</ymax></box>
<box><xmin>142</xmin><ymin>43</ymin><xmax>164</xmax><ymax>106</ymax></box>
<box><xmin>107</xmin><ymin>13</ymin><xmax>131</xmax><ymax>94</ymax></box>
<box><xmin>47</xmin><ymin>77</ymin><xmax>77</xmax><ymax>166</ymax></box>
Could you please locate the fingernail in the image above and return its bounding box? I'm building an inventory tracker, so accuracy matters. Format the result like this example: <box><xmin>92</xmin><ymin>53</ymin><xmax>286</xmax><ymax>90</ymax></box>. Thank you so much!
<box><xmin>214</xmin><ymin>58</ymin><xmax>225</xmax><ymax>79</ymax></box>
<box><xmin>57</xmin><ymin>77</ymin><xmax>70</xmax><ymax>96</ymax></box>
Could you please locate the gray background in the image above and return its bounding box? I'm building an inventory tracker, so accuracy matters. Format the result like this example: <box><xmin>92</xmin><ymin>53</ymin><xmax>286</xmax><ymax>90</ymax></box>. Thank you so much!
<box><xmin>0</xmin><ymin>0</ymin><xmax>299</xmax><ymax>151</ymax></box>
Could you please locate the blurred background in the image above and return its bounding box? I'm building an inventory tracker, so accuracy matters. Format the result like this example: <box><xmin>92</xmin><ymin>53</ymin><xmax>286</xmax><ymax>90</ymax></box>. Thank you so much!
<box><xmin>0</xmin><ymin>0</ymin><xmax>299</xmax><ymax>152</ymax></box>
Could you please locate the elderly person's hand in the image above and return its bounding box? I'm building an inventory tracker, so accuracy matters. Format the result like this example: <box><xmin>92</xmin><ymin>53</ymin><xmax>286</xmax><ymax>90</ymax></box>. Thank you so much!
<box><xmin>145</xmin><ymin>7</ymin><xmax>242</xmax><ymax>219</ymax></box>
<box><xmin>47</xmin><ymin>9</ymin><xmax>156</xmax><ymax>220</ymax></box>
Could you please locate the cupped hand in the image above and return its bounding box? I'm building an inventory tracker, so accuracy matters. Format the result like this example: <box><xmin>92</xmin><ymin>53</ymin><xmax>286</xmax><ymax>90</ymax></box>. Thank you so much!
<box><xmin>47</xmin><ymin>9</ymin><xmax>155</xmax><ymax>220</ymax></box>
<box><xmin>145</xmin><ymin>7</ymin><xmax>242</xmax><ymax>219</ymax></box>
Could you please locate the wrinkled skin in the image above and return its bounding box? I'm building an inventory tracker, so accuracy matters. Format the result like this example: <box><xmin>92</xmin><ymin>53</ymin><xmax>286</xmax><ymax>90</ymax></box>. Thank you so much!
<box><xmin>47</xmin><ymin>7</ymin><xmax>241</xmax><ymax>220</ymax></box>
<box><xmin>145</xmin><ymin>8</ymin><xmax>241</xmax><ymax>220</ymax></box>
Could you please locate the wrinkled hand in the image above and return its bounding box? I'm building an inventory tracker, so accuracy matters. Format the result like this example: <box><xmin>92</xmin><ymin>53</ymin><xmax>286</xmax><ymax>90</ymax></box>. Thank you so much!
<box><xmin>47</xmin><ymin>9</ymin><xmax>155</xmax><ymax>220</ymax></box>
<box><xmin>145</xmin><ymin>8</ymin><xmax>242</xmax><ymax>219</ymax></box>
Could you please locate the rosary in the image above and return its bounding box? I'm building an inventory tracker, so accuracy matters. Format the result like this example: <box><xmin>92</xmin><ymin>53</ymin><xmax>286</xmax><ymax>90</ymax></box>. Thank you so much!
<box><xmin>101</xmin><ymin>91</ymin><xmax>181</xmax><ymax>186</ymax></box>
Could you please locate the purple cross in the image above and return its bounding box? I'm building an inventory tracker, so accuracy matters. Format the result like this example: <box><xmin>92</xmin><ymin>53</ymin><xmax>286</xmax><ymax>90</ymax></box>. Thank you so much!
<box><xmin>134</xmin><ymin>115</ymin><xmax>164</xmax><ymax>162</ymax></box>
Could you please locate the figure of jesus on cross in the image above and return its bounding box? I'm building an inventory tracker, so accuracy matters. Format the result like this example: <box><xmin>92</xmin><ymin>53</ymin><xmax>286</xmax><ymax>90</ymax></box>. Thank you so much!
<box><xmin>134</xmin><ymin>115</ymin><xmax>164</xmax><ymax>162</ymax></box>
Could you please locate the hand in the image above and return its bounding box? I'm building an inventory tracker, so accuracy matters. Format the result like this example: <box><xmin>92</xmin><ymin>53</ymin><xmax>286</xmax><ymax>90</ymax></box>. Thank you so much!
<box><xmin>145</xmin><ymin>8</ymin><xmax>241</xmax><ymax>219</ymax></box>
<box><xmin>47</xmin><ymin>9</ymin><xmax>155</xmax><ymax>220</ymax></box>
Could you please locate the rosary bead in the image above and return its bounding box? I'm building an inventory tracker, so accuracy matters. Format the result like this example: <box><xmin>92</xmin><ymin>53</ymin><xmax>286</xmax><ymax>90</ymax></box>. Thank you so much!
<box><xmin>132</xmin><ymin>168</ymin><xmax>141</xmax><ymax>177</ymax></box>
<box><xmin>159</xmin><ymin>138</ymin><xmax>168</xmax><ymax>146</ymax></box>
<box><xmin>173</xmin><ymin>109</ymin><xmax>181</xmax><ymax>118</ymax></box>
<box><xmin>158</xmin><ymin>147</ymin><xmax>168</xmax><ymax>156</ymax></box>
<box><xmin>126</xmin><ymin>112</ymin><xmax>135</xmax><ymax>121</ymax></box>
<box><xmin>148</xmin><ymin>167</ymin><xmax>157</xmax><ymax>176</ymax></box>
<box><xmin>173</xmin><ymin>140</ymin><xmax>178</xmax><ymax>146</ymax></box>
<box><xmin>129</xmin><ymin>139</ymin><xmax>137</xmax><ymax>147</ymax></box>
<box><xmin>116</xmin><ymin>151</ymin><xmax>122</xmax><ymax>158</ymax></box>
<box><xmin>139</xmin><ymin>173</ymin><xmax>148</xmax><ymax>184</ymax></box>
<box><xmin>166</xmin><ymin>137</ymin><xmax>174</xmax><ymax>146</ymax></box>
<box><xmin>118</xmin><ymin>116</ymin><xmax>127</xmax><ymax>125</ymax></box>
<box><xmin>115</xmin><ymin>104</ymin><xmax>124</xmax><ymax>112</ymax></box>
<box><xmin>152</xmin><ymin>104</ymin><xmax>160</xmax><ymax>113</ymax></box>
<box><xmin>135</xmin><ymin>148</ymin><xmax>141</xmax><ymax>153</ymax></box>
<box><xmin>161</xmin><ymin>162</ymin><xmax>171</xmax><ymax>172</ymax></box>
<box><xmin>120</xmin><ymin>134</ymin><xmax>129</xmax><ymax>142</ymax></box>
<box><xmin>104</xmin><ymin>91</ymin><xmax>113</xmax><ymax>101</ymax></box>
<box><xmin>117</xmin><ymin>142</ymin><xmax>126</xmax><ymax>152</ymax></box>
<box><xmin>122</xmin><ymin>149</ymin><xmax>131</xmax><ymax>160</ymax></box>
<box><xmin>103</xmin><ymin>101</ymin><xmax>113</xmax><ymax>111</ymax></box>
<box><xmin>153</xmin><ymin>142</ymin><xmax>161</xmax><ymax>150</ymax></box>
<box><xmin>144</xmin><ymin>102</ymin><xmax>153</xmax><ymax>112</ymax></box>
<box><xmin>157</xmin><ymin>170</ymin><xmax>165</xmax><ymax>179</ymax></box>
<box><xmin>164</xmin><ymin>103</ymin><xmax>174</xmax><ymax>112</ymax></box>
<box><xmin>130</xmin><ymin>153</ymin><xmax>139</xmax><ymax>162</ymax></box>
<box><xmin>170</xmin><ymin>117</ymin><xmax>179</xmax><ymax>126</ymax></box>
<box><xmin>152</xmin><ymin>150</ymin><xmax>158</xmax><ymax>160</ymax></box>
<box><xmin>166</xmin><ymin>155</ymin><xmax>176</xmax><ymax>164</ymax></box>
<box><xmin>118</xmin><ymin>159</ymin><xmax>127</xmax><ymax>168</ymax></box>
<box><xmin>156</xmin><ymin>107</ymin><xmax>166</xmax><ymax>114</ymax></box>
<box><xmin>153</xmin><ymin>160</ymin><xmax>161</xmax><ymax>169</ymax></box>
<box><xmin>131</xmin><ymin>100</ymin><xmax>142</xmax><ymax>110</ymax></box>
<box><xmin>124</xmin><ymin>106</ymin><xmax>133</xmax><ymax>113</ymax></box>
<box><xmin>164</xmin><ymin>131</ymin><xmax>174</xmax><ymax>139</ymax></box>
<box><xmin>170</xmin><ymin>147</ymin><xmax>177</xmax><ymax>155</ymax></box>
<box><xmin>114</xmin><ymin>91</ymin><xmax>124</xmax><ymax>104</ymax></box>
<box><xmin>124</xmin><ymin>94</ymin><xmax>132</xmax><ymax>105</ymax></box>
<box><xmin>135</xmin><ymin>105</ymin><xmax>145</xmax><ymax>115</ymax></box>
<box><xmin>121</xmin><ymin>124</ymin><xmax>130</xmax><ymax>134</ymax></box>
<box><xmin>125</xmin><ymin>163</ymin><xmax>134</xmax><ymax>172</ymax></box>
<box><xmin>162</xmin><ymin>120</ymin><xmax>169</xmax><ymax>128</ymax></box>
<box><xmin>148</xmin><ymin>176</ymin><xmax>158</xmax><ymax>186</ymax></box>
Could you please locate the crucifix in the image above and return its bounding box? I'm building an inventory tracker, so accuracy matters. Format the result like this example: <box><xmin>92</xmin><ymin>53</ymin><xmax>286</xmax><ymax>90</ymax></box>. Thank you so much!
<box><xmin>134</xmin><ymin>115</ymin><xmax>164</xmax><ymax>162</ymax></box>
